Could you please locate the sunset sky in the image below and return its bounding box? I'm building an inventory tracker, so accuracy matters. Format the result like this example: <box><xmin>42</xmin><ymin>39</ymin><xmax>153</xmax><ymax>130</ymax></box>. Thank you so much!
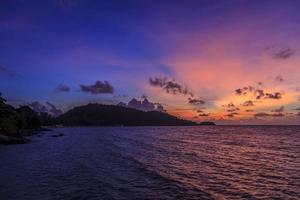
<box><xmin>1</xmin><ymin>0</ymin><xmax>300</xmax><ymax>124</ymax></box>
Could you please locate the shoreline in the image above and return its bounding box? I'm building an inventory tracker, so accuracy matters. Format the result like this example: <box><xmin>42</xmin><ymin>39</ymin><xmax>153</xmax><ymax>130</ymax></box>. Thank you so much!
<box><xmin>0</xmin><ymin>127</ymin><xmax>52</xmax><ymax>145</ymax></box>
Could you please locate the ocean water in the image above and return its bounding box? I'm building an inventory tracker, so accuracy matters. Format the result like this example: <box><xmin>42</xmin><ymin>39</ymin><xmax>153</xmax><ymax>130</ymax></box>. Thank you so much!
<box><xmin>0</xmin><ymin>126</ymin><xmax>299</xmax><ymax>200</ymax></box>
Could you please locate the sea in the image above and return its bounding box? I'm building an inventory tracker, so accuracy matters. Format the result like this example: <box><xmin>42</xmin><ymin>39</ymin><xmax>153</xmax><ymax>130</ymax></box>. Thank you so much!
<box><xmin>0</xmin><ymin>126</ymin><xmax>299</xmax><ymax>200</ymax></box>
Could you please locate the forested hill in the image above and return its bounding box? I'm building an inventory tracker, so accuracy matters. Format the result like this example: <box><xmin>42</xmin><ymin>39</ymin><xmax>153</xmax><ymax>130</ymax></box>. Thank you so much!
<box><xmin>57</xmin><ymin>103</ymin><xmax>198</xmax><ymax>126</ymax></box>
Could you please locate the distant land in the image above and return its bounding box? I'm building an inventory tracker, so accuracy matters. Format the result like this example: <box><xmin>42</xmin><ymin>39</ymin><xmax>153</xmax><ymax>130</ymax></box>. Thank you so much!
<box><xmin>58</xmin><ymin>103</ymin><xmax>215</xmax><ymax>126</ymax></box>
<box><xmin>1</xmin><ymin>93</ymin><xmax>215</xmax><ymax>144</ymax></box>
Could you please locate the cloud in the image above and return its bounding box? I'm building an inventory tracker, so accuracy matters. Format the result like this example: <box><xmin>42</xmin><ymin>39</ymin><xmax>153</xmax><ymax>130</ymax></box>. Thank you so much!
<box><xmin>227</xmin><ymin>108</ymin><xmax>240</xmax><ymax>112</ymax></box>
<box><xmin>234</xmin><ymin>85</ymin><xmax>282</xmax><ymax>100</ymax></box>
<box><xmin>0</xmin><ymin>64</ymin><xmax>17</xmax><ymax>78</ymax></box>
<box><xmin>188</xmin><ymin>97</ymin><xmax>205</xmax><ymax>105</ymax></box>
<box><xmin>254</xmin><ymin>112</ymin><xmax>270</xmax><ymax>118</ymax></box>
<box><xmin>272</xmin><ymin>106</ymin><xmax>284</xmax><ymax>113</ymax></box>
<box><xmin>255</xmin><ymin>89</ymin><xmax>265</xmax><ymax>100</ymax></box>
<box><xmin>80</xmin><ymin>80</ymin><xmax>114</xmax><ymax>94</ymax></box>
<box><xmin>199</xmin><ymin>113</ymin><xmax>210</xmax><ymax>117</ymax></box>
<box><xmin>125</xmin><ymin>97</ymin><xmax>166</xmax><ymax>112</ymax></box>
<box><xmin>28</xmin><ymin>101</ymin><xmax>62</xmax><ymax>117</ymax></box>
<box><xmin>225</xmin><ymin>113</ymin><xmax>237</xmax><ymax>118</ymax></box>
<box><xmin>149</xmin><ymin>77</ymin><xmax>193</xmax><ymax>96</ymax></box>
<box><xmin>271</xmin><ymin>113</ymin><xmax>285</xmax><ymax>117</ymax></box>
<box><xmin>245</xmin><ymin>109</ymin><xmax>254</xmax><ymax>112</ymax></box>
<box><xmin>222</xmin><ymin>102</ymin><xmax>236</xmax><ymax>108</ymax></box>
<box><xmin>294</xmin><ymin>107</ymin><xmax>300</xmax><ymax>111</ymax></box>
<box><xmin>55</xmin><ymin>84</ymin><xmax>70</xmax><ymax>92</ymax></box>
<box><xmin>265</xmin><ymin>92</ymin><xmax>282</xmax><ymax>99</ymax></box>
<box><xmin>235</xmin><ymin>86</ymin><xmax>255</xmax><ymax>96</ymax></box>
<box><xmin>28</xmin><ymin>101</ymin><xmax>48</xmax><ymax>113</ymax></box>
<box><xmin>254</xmin><ymin>112</ymin><xmax>285</xmax><ymax>118</ymax></box>
<box><xmin>274</xmin><ymin>48</ymin><xmax>295</xmax><ymax>59</ymax></box>
<box><xmin>222</xmin><ymin>102</ymin><xmax>239</xmax><ymax>111</ymax></box>
<box><xmin>275</xmin><ymin>75</ymin><xmax>284</xmax><ymax>82</ymax></box>
<box><xmin>46</xmin><ymin>102</ymin><xmax>63</xmax><ymax>117</ymax></box>
<box><xmin>242</xmin><ymin>100</ymin><xmax>255</xmax><ymax>107</ymax></box>
<box><xmin>235</xmin><ymin>88</ymin><xmax>243</xmax><ymax>95</ymax></box>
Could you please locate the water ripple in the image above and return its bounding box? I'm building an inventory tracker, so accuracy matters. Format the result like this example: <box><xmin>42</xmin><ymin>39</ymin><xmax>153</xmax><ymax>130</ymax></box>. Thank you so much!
<box><xmin>0</xmin><ymin>126</ymin><xmax>299</xmax><ymax>199</ymax></box>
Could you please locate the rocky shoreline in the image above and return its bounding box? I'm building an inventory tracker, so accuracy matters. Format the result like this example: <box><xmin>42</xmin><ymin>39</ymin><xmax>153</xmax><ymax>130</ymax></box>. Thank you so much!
<box><xmin>0</xmin><ymin>134</ymin><xmax>30</xmax><ymax>145</ymax></box>
<box><xmin>0</xmin><ymin>128</ymin><xmax>52</xmax><ymax>145</ymax></box>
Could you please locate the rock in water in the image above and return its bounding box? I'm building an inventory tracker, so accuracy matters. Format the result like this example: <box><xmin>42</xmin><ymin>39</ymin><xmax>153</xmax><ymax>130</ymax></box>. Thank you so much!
<box><xmin>0</xmin><ymin>134</ymin><xmax>30</xmax><ymax>145</ymax></box>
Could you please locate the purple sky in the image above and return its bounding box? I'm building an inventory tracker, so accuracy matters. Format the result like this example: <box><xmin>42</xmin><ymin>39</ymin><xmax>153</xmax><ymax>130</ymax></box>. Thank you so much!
<box><xmin>1</xmin><ymin>0</ymin><xmax>300</xmax><ymax>124</ymax></box>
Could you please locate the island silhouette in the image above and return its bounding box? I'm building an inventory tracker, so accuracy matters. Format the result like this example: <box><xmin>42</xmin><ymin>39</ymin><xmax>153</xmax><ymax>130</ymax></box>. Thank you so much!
<box><xmin>0</xmin><ymin>93</ymin><xmax>215</xmax><ymax>144</ymax></box>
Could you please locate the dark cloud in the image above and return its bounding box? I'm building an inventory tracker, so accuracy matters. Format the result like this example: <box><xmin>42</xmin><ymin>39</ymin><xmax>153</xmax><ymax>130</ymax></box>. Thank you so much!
<box><xmin>222</xmin><ymin>102</ymin><xmax>235</xmax><ymax>108</ymax></box>
<box><xmin>235</xmin><ymin>85</ymin><xmax>282</xmax><ymax>101</ymax></box>
<box><xmin>274</xmin><ymin>48</ymin><xmax>295</xmax><ymax>59</ymax></box>
<box><xmin>242</xmin><ymin>100</ymin><xmax>255</xmax><ymax>107</ymax></box>
<box><xmin>227</xmin><ymin>108</ymin><xmax>240</xmax><ymax>112</ymax></box>
<box><xmin>275</xmin><ymin>75</ymin><xmax>284</xmax><ymax>82</ymax></box>
<box><xmin>255</xmin><ymin>89</ymin><xmax>265</xmax><ymax>99</ymax></box>
<box><xmin>256</xmin><ymin>90</ymin><xmax>282</xmax><ymax>100</ymax></box>
<box><xmin>265</xmin><ymin>92</ymin><xmax>282</xmax><ymax>99</ymax></box>
<box><xmin>222</xmin><ymin>102</ymin><xmax>240</xmax><ymax>117</ymax></box>
<box><xmin>55</xmin><ymin>84</ymin><xmax>70</xmax><ymax>92</ymax></box>
<box><xmin>199</xmin><ymin>113</ymin><xmax>210</xmax><ymax>117</ymax></box>
<box><xmin>0</xmin><ymin>64</ymin><xmax>17</xmax><ymax>78</ymax></box>
<box><xmin>225</xmin><ymin>110</ymin><xmax>239</xmax><ymax>118</ymax></box>
<box><xmin>235</xmin><ymin>86</ymin><xmax>255</xmax><ymax>96</ymax></box>
<box><xmin>149</xmin><ymin>77</ymin><xmax>193</xmax><ymax>96</ymax></box>
<box><xmin>245</xmin><ymin>109</ymin><xmax>254</xmax><ymax>112</ymax></box>
<box><xmin>297</xmin><ymin>112</ymin><xmax>300</xmax><ymax>116</ymax></box>
<box><xmin>235</xmin><ymin>88</ymin><xmax>243</xmax><ymax>95</ymax></box>
<box><xmin>225</xmin><ymin>113</ymin><xmax>236</xmax><ymax>118</ymax></box>
<box><xmin>254</xmin><ymin>112</ymin><xmax>285</xmax><ymax>118</ymax></box>
<box><xmin>80</xmin><ymin>81</ymin><xmax>114</xmax><ymax>94</ymax></box>
<box><xmin>188</xmin><ymin>97</ymin><xmax>205</xmax><ymax>105</ymax></box>
<box><xmin>272</xmin><ymin>106</ymin><xmax>284</xmax><ymax>113</ymax></box>
<box><xmin>254</xmin><ymin>112</ymin><xmax>270</xmax><ymax>118</ymax></box>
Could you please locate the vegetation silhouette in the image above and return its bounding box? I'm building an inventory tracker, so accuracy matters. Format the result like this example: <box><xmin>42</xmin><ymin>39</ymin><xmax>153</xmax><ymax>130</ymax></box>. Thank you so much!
<box><xmin>0</xmin><ymin>93</ymin><xmax>215</xmax><ymax>144</ymax></box>
<box><xmin>57</xmin><ymin>103</ymin><xmax>198</xmax><ymax>126</ymax></box>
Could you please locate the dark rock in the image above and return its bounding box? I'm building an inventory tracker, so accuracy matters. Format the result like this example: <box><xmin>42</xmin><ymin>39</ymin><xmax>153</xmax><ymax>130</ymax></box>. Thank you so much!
<box><xmin>0</xmin><ymin>134</ymin><xmax>30</xmax><ymax>145</ymax></box>
<box><xmin>51</xmin><ymin>133</ymin><xmax>64</xmax><ymax>137</ymax></box>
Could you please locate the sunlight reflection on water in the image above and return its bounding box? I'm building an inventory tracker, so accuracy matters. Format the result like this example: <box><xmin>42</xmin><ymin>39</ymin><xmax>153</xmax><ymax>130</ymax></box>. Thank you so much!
<box><xmin>0</xmin><ymin>126</ymin><xmax>299</xmax><ymax>199</ymax></box>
